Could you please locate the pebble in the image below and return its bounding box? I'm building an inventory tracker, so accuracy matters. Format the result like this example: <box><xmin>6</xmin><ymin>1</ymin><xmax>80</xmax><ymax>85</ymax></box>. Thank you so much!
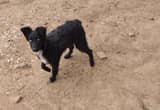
<box><xmin>7</xmin><ymin>58</ymin><xmax>13</xmax><ymax>63</ymax></box>
<box><xmin>13</xmin><ymin>63</ymin><xmax>31</xmax><ymax>69</ymax></box>
<box><xmin>44</xmin><ymin>22</ymin><xmax>48</xmax><ymax>25</ymax></box>
<box><xmin>11</xmin><ymin>95</ymin><xmax>23</xmax><ymax>104</ymax></box>
<box><xmin>128</xmin><ymin>32</ymin><xmax>136</xmax><ymax>38</ymax></box>
<box><xmin>88</xmin><ymin>19</ymin><xmax>94</xmax><ymax>22</ymax></box>
<box><xmin>149</xmin><ymin>17</ymin><xmax>155</xmax><ymax>21</ymax></box>
<box><xmin>5</xmin><ymin>91</ymin><xmax>10</xmax><ymax>95</ymax></box>
<box><xmin>97</xmin><ymin>51</ymin><xmax>107</xmax><ymax>59</ymax></box>
<box><xmin>0</xmin><ymin>0</ymin><xmax>9</xmax><ymax>4</ymax></box>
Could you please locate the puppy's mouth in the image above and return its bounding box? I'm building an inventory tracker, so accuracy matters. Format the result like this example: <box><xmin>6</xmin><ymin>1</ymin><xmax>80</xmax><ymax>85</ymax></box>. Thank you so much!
<box><xmin>32</xmin><ymin>48</ymin><xmax>39</xmax><ymax>52</ymax></box>
<box><xmin>33</xmin><ymin>50</ymin><xmax>42</xmax><ymax>56</ymax></box>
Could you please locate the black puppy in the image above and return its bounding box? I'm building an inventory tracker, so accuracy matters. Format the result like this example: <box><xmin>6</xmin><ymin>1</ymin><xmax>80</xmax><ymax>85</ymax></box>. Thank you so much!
<box><xmin>20</xmin><ymin>19</ymin><xmax>94</xmax><ymax>83</ymax></box>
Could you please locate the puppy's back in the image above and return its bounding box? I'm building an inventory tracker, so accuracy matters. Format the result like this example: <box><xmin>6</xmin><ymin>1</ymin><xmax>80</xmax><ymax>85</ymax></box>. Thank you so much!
<box><xmin>47</xmin><ymin>19</ymin><xmax>83</xmax><ymax>40</ymax></box>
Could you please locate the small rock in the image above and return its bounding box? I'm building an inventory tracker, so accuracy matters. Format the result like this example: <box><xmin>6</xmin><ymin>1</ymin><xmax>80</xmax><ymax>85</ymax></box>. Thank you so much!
<box><xmin>20</xmin><ymin>23</ymin><xmax>24</xmax><ymax>26</ymax></box>
<box><xmin>5</xmin><ymin>91</ymin><xmax>10</xmax><ymax>95</ymax></box>
<box><xmin>44</xmin><ymin>22</ymin><xmax>48</xmax><ymax>25</ymax></box>
<box><xmin>0</xmin><ymin>0</ymin><xmax>9</xmax><ymax>4</ymax></box>
<box><xmin>89</xmin><ymin>34</ymin><xmax>92</xmax><ymax>38</ymax></box>
<box><xmin>97</xmin><ymin>51</ymin><xmax>107</xmax><ymax>59</ymax></box>
<box><xmin>7</xmin><ymin>39</ymin><xmax>14</xmax><ymax>42</ymax></box>
<box><xmin>86</xmin><ymin>24</ymin><xmax>89</xmax><ymax>27</ymax></box>
<box><xmin>7</xmin><ymin>58</ymin><xmax>13</xmax><ymax>63</ymax></box>
<box><xmin>116</xmin><ymin>51</ymin><xmax>121</xmax><ymax>54</ymax></box>
<box><xmin>13</xmin><ymin>63</ymin><xmax>31</xmax><ymax>69</ymax></box>
<box><xmin>149</xmin><ymin>17</ymin><xmax>155</xmax><ymax>21</ymax></box>
<box><xmin>73</xmin><ymin>8</ymin><xmax>78</xmax><ymax>12</ymax></box>
<box><xmin>17</xmin><ymin>85</ymin><xmax>26</xmax><ymax>91</ymax></box>
<box><xmin>88</xmin><ymin>19</ymin><xmax>94</xmax><ymax>22</ymax></box>
<box><xmin>11</xmin><ymin>96</ymin><xmax>23</xmax><ymax>104</ymax></box>
<box><xmin>128</xmin><ymin>32</ymin><xmax>136</xmax><ymax>38</ymax></box>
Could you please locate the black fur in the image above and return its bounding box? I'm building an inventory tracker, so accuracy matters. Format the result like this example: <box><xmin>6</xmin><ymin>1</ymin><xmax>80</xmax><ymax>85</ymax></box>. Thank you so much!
<box><xmin>21</xmin><ymin>19</ymin><xmax>94</xmax><ymax>83</ymax></box>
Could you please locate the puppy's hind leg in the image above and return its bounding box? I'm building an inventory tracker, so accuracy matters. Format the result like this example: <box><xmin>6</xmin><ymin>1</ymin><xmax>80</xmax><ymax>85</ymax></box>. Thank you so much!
<box><xmin>86</xmin><ymin>49</ymin><xmax>94</xmax><ymax>67</ymax></box>
<box><xmin>64</xmin><ymin>45</ymin><xmax>74</xmax><ymax>59</ymax></box>
<box><xmin>76</xmin><ymin>44</ymin><xmax>95</xmax><ymax>67</ymax></box>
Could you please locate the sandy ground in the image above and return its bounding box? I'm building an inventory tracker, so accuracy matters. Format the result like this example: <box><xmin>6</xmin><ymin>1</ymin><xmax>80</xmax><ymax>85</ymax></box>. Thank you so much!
<box><xmin>0</xmin><ymin>0</ymin><xmax>160</xmax><ymax>110</ymax></box>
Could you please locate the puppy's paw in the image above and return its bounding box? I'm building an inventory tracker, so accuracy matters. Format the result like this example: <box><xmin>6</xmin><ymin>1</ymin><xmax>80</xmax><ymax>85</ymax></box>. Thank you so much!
<box><xmin>90</xmin><ymin>60</ymin><xmax>95</xmax><ymax>67</ymax></box>
<box><xmin>49</xmin><ymin>77</ymin><xmax>56</xmax><ymax>83</ymax></box>
<box><xmin>90</xmin><ymin>63</ymin><xmax>95</xmax><ymax>67</ymax></box>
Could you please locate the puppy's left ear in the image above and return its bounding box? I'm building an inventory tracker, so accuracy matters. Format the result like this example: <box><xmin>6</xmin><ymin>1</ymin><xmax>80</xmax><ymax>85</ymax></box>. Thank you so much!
<box><xmin>20</xmin><ymin>26</ymin><xmax>32</xmax><ymax>41</ymax></box>
<box><xmin>36</xmin><ymin>27</ymin><xmax>46</xmax><ymax>38</ymax></box>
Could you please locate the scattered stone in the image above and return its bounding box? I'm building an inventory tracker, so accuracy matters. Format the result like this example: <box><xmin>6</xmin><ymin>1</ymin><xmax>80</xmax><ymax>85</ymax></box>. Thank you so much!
<box><xmin>128</xmin><ymin>32</ymin><xmax>136</xmax><ymax>38</ymax></box>
<box><xmin>20</xmin><ymin>23</ymin><xmax>24</xmax><ymax>26</ymax></box>
<box><xmin>7</xmin><ymin>58</ymin><xmax>13</xmax><ymax>63</ymax></box>
<box><xmin>0</xmin><ymin>0</ymin><xmax>9</xmax><ymax>4</ymax></box>
<box><xmin>73</xmin><ymin>8</ymin><xmax>78</xmax><ymax>12</ymax></box>
<box><xmin>89</xmin><ymin>34</ymin><xmax>93</xmax><ymax>38</ymax></box>
<box><xmin>7</xmin><ymin>39</ymin><xmax>14</xmax><ymax>42</ymax></box>
<box><xmin>86</xmin><ymin>24</ymin><xmax>89</xmax><ymax>27</ymax></box>
<box><xmin>149</xmin><ymin>17</ymin><xmax>155</xmax><ymax>21</ymax></box>
<box><xmin>13</xmin><ymin>63</ymin><xmax>31</xmax><ymax>69</ymax></box>
<box><xmin>116</xmin><ymin>51</ymin><xmax>121</xmax><ymax>54</ymax></box>
<box><xmin>5</xmin><ymin>91</ymin><xmax>10</xmax><ymax>95</ymax></box>
<box><xmin>88</xmin><ymin>19</ymin><xmax>94</xmax><ymax>22</ymax></box>
<box><xmin>97</xmin><ymin>51</ymin><xmax>107</xmax><ymax>59</ymax></box>
<box><xmin>17</xmin><ymin>85</ymin><xmax>26</xmax><ymax>91</ymax></box>
<box><xmin>11</xmin><ymin>95</ymin><xmax>23</xmax><ymax>104</ymax></box>
<box><xmin>44</xmin><ymin>22</ymin><xmax>48</xmax><ymax>25</ymax></box>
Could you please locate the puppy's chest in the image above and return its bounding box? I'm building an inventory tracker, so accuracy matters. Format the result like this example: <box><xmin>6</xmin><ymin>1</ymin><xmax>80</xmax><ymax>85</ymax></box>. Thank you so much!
<box><xmin>35</xmin><ymin>50</ymin><xmax>48</xmax><ymax>64</ymax></box>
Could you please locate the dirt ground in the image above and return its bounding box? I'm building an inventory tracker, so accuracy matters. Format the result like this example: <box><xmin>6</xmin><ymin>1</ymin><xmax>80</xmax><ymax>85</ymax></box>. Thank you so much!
<box><xmin>0</xmin><ymin>0</ymin><xmax>160</xmax><ymax>110</ymax></box>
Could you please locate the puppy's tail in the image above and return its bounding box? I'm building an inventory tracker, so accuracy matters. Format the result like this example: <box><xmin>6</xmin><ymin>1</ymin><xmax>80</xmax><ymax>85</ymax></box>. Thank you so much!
<box><xmin>74</xmin><ymin>19</ymin><xmax>82</xmax><ymax>24</ymax></box>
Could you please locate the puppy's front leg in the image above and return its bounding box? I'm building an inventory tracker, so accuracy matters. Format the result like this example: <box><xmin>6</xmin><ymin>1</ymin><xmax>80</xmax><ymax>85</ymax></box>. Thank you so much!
<box><xmin>41</xmin><ymin>63</ymin><xmax>51</xmax><ymax>72</ymax></box>
<box><xmin>50</xmin><ymin>54</ymin><xmax>61</xmax><ymax>83</ymax></box>
<box><xmin>49</xmin><ymin>64</ymin><xmax>59</xmax><ymax>83</ymax></box>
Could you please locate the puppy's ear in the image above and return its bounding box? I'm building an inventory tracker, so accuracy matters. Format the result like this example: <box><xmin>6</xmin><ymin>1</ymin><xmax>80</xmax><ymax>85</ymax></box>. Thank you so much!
<box><xmin>36</xmin><ymin>26</ymin><xmax>46</xmax><ymax>38</ymax></box>
<box><xmin>20</xmin><ymin>26</ymin><xmax>32</xmax><ymax>41</ymax></box>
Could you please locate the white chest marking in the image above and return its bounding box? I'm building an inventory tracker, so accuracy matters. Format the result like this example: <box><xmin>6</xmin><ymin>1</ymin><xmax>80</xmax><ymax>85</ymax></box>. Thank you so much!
<box><xmin>34</xmin><ymin>50</ymin><xmax>48</xmax><ymax>64</ymax></box>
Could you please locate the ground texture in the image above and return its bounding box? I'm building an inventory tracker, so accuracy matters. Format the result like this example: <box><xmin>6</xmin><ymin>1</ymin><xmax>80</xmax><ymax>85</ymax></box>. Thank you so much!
<box><xmin>0</xmin><ymin>0</ymin><xmax>160</xmax><ymax>110</ymax></box>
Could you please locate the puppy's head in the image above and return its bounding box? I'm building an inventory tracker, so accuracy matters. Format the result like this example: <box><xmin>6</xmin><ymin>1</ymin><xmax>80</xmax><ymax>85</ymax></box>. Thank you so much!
<box><xmin>20</xmin><ymin>26</ymin><xmax>46</xmax><ymax>52</ymax></box>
